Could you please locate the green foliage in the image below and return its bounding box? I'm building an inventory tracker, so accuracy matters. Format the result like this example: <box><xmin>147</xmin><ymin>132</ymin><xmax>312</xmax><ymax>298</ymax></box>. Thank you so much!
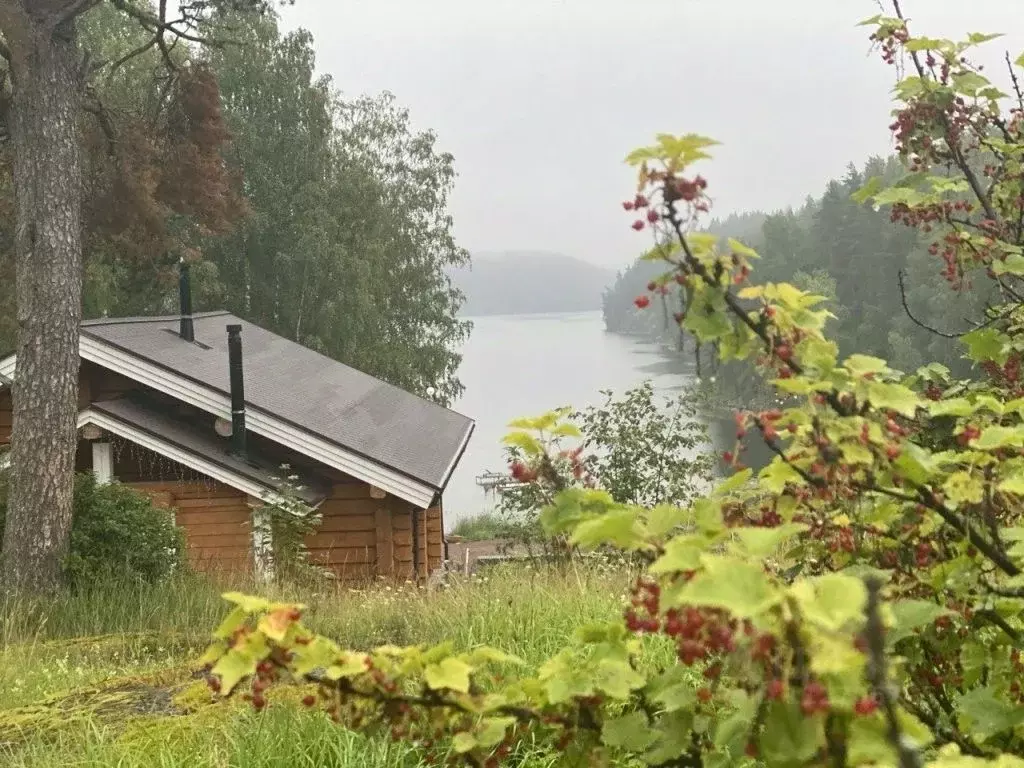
<box><xmin>200</xmin><ymin>10</ymin><xmax>1024</xmax><ymax>768</ymax></box>
<box><xmin>250</xmin><ymin>468</ymin><xmax>325</xmax><ymax>584</ymax></box>
<box><xmin>450</xmin><ymin>514</ymin><xmax>520</xmax><ymax>542</ymax></box>
<box><xmin>0</xmin><ymin>472</ymin><xmax>183</xmax><ymax>588</ymax></box>
<box><xmin>497</xmin><ymin>384</ymin><xmax>714</xmax><ymax>545</ymax></box>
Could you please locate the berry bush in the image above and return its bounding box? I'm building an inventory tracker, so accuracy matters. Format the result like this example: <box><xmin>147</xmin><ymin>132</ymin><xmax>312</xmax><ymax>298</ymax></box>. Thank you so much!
<box><xmin>200</xmin><ymin>8</ymin><xmax>1024</xmax><ymax>767</ymax></box>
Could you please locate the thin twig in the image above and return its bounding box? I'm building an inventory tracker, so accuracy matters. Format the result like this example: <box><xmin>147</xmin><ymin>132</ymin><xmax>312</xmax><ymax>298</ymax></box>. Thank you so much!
<box><xmin>897</xmin><ymin>270</ymin><xmax>962</xmax><ymax>338</ymax></box>
<box><xmin>1007</xmin><ymin>51</ymin><xmax>1024</xmax><ymax>113</ymax></box>
<box><xmin>864</xmin><ymin>576</ymin><xmax>924</xmax><ymax>768</ymax></box>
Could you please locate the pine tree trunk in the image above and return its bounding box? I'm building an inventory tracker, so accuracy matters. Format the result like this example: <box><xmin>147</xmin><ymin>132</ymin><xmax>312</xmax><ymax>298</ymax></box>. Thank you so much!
<box><xmin>0</xmin><ymin>12</ymin><xmax>84</xmax><ymax>593</ymax></box>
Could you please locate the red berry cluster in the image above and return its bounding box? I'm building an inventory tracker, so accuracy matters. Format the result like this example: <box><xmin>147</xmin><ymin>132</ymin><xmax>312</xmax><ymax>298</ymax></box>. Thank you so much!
<box><xmin>624</xmin><ymin>193</ymin><xmax>659</xmax><ymax>231</ymax></box>
<box><xmin>800</xmin><ymin>680</ymin><xmax>830</xmax><ymax>716</ymax></box>
<box><xmin>509</xmin><ymin>460</ymin><xmax>537</xmax><ymax>483</ymax></box>
<box><xmin>869</xmin><ymin>24</ymin><xmax>909</xmax><ymax>66</ymax></box>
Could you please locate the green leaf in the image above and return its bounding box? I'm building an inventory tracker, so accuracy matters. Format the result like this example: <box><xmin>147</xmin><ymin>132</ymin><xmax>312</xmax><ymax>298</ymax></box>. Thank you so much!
<box><xmin>1016</xmin><ymin>52</ymin><xmax>1024</xmax><ymax>69</ymax></box>
<box><xmin>846</xmin><ymin>354</ymin><xmax>888</xmax><ymax>377</ymax></box>
<box><xmin>681</xmin><ymin>555</ymin><xmax>778</xmax><ymax>618</ymax></box>
<box><xmin>212</xmin><ymin>606</ymin><xmax>247</xmax><ymax>640</ymax></box>
<box><xmin>646</xmin><ymin>504</ymin><xmax>692</xmax><ymax>538</ymax></box>
<box><xmin>684</xmin><ymin>309</ymin><xmax>733</xmax><ymax>342</ymax></box>
<box><xmin>647</xmin><ymin>666</ymin><xmax>697</xmax><ymax>712</ymax></box>
<box><xmin>963</xmin><ymin>327</ymin><xmax>1008</xmax><ymax>364</ymax></box>
<box><xmin>847</xmin><ymin>715</ymin><xmax>898</xmax><ymax>765</ymax></box>
<box><xmin>291</xmin><ymin>635</ymin><xmax>342</xmax><ymax>677</ymax></box>
<box><xmin>866</xmin><ymin>381</ymin><xmax>921</xmax><ymax>417</ymax></box>
<box><xmin>550</xmin><ymin>422</ymin><xmax>582</xmax><ymax>437</ymax></box>
<box><xmin>502</xmin><ymin>431</ymin><xmax>543</xmax><ymax>455</ymax></box>
<box><xmin>424</xmin><ymin>657</ymin><xmax>472</xmax><ymax>693</ymax></box>
<box><xmin>889</xmin><ymin>599</ymin><xmax>953</xmax><ymax>644</ymax></box>
<box><xmin>851</xmin><ymin>176</ymin><xmax>883</xmax><ymax>204</ymax></box>
<box><xmin>760</xmin><ymin>700</ymin><xmax>823</xmax><ymax>765</ymax></box>
<box><xmin>603</xmin><ymin>712</ymin><xmax>659</xmax><ymax>752</ymax></box>
<box><xmin>942</xmin><ymin>471</ymin><xmax>985</xmax><ymax>506</ymax></box>
<box><xmin>791</xmin><ymin>573</ymin><xmax>867</xmax><ymax>631</ymax></box>
<box><xmin>466</xmin><ymin>646</ymin><xmax>526</xmax><ymax>668</ymax></box>
<box><xmin>571</xmin><ymin>508</ymin><xmax>645</xmax><ymax>550</ymax></box>
<box><xmin>974</xmin><ymin>425</ymin><xmax>1024</xmax><ymax>450</ymax></box>
<box><xmin>732</xmin><ymin>523</ymin><xmax>808</xmax><ymax>557</ymax></box>
<box><xmin>221</xmin><ymin>592</ymin><xmax>272</xmax><ymax>614</ymax></box>
<box><xmin>952</xmin><ymin>71</ymin><xmax>991</xmax><ymax>96</ymax></box>
<box><xmin>760</xmin><ymin>458</ymin><xmax>806</xmax><ymax>493</ymax></box>
<box><xmin>592</xmin><ymin>657</ymin><xmax>646</xmax><ymax>699</ymax></box>
<box><xmin>997</xmin><ymin>469</ymin><xmax>1024</xmax><ymax>495</ymax></box>
<box><xmin>928</xmin><ymin>398</ymin><xmax>978</xmax><ymax>417</ymax></box>
<box><xmin>211</xmin><ymin>631</ymin><xmax>270</xmax><ymax>695</ymax></box>
<box><xmin>452</xmin><ymin>732</ymin><xmax>477</xmax><ymax>753</ymax></box>
<box><xmin>728</xmin><ymin>238</ymin><xmax>759</xmax><ymax>259</ymax></box>
<box><xmin>967</xmin><ymin>32</ymin><xmax>1003</xmax><ymax>45</ymax></box>
<box><xmin>955</xmin><ymin>686</ymin><xmax>1024</xmax><ymax>740</ymax></box>
<box><xmin>649</xmin><ymin>534</ymin><xmax>706</xmax><ymax>575</ymax></box>
<box><xmin>991</xmin><ymin>253</ymin><xmax>1024</xmax><ymax>276</ymax></box>
<box><xmin>475</xmin><ymin>717</ymin><xmax>516</xmax><ymax>749</ymax></box>
<box><xmin>693</xmin><ymin>497</ymin><xmax>724</xmax><ymax>534</ymax></box>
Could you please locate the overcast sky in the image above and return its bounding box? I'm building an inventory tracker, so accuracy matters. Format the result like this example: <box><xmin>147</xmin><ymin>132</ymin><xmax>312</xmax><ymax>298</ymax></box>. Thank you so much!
<box><xmin>278</xmin><ymin>1</ymin><xmax>1024</xmax><ymax>270</ymax></box>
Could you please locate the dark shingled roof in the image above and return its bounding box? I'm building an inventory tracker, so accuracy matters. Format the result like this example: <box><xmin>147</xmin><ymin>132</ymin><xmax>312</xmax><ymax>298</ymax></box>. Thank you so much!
<box><xmin>91</xmin><ymin>396</ymin><xmax>331</xmax><ymax>506</ymax></box>
<box><xmin>81</xmin><ymin>312</ymin><xmax>474</xmax><ymax>491</ymax></box>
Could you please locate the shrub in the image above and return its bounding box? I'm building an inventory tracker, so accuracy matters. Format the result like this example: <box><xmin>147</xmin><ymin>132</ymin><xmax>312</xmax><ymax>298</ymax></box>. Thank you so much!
<box><xmin>497</xmin><ymin>383</ymin><xmax>715</xmax><ymax>549</ymax></box>
<box><xmin>450</xmin><ymin>514</ymin><xmax>518</xmax><ymax>541</ymax></box>
<box><xmin>203</xmin><ymin>10</ymin><xmax>1024</xmax><ymax>768</ymax></box>
<box><xmin>0</xmin><ymin>472</ymin><xmax>183</xmax><ymax>588</ymax></box>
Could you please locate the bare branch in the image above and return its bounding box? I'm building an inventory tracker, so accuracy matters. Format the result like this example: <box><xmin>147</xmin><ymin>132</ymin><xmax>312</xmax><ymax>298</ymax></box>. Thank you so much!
<box><xmin>897</xmin><ymin>270</ymin><xmax>963</xmax><ymax>338</ymax></box>
<box><xmin>1007</xmin><ymin>51</ymin><xmax>1024</xmax><ymax>113</ymax></box>
<box><xmin>105</xmin><ymin>36</ymin><xmax>159</xmax><ymax>79</ymax></box>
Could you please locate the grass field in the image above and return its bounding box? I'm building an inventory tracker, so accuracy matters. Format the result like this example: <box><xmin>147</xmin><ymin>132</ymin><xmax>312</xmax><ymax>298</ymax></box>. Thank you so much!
<box><xmin>0</xmin><ymin>563</ymin><xmax>644</xmax><ymax>767</ymax></box>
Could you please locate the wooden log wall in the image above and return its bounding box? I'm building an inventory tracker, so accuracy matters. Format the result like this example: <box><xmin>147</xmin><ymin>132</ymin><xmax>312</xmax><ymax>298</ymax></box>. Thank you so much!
<box><xmin>130</xmin><ymin>480</ymin><xmax>253</xmax><ymax>574</ymax></box>
<box><xmin>307</xmin><ymin>480</ymin><xmax>445</xmax><ymax>583</ymax></box>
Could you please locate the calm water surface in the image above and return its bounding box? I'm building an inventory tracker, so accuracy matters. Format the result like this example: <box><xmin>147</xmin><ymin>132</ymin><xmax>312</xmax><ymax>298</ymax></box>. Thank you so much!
<box><xmin>444</xmin><ymin>311</ymin><xmax>694</xmax><ymax>528</ymax></box>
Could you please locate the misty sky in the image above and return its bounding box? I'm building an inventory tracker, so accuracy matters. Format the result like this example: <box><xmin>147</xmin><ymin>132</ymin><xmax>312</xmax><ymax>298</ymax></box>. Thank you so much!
<box><xmin>278</xmin><ymin>1</ymin><xmax>1024</xmax><ymax>270</ymax></box>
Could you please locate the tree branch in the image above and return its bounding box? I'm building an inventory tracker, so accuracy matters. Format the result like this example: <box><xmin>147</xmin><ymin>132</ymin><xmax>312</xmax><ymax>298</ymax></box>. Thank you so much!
<box><xmin>50</xmin><ymin>0</ymin><xmax>101</xmax><ymax>28</ymax></box>
<box><xmin>897</xmin><ymin>270</ymin><xmax>963</xmax><ymax>338</ymax></box>
<box><xmin>890</xmin><ymin>0</ymin><xmax>999</xmax><ymax>224</ymax></box>
<box><xmin>865</xmin><ymin>576</ymin><xmax>924</xmax><ymax>768</ymax></box>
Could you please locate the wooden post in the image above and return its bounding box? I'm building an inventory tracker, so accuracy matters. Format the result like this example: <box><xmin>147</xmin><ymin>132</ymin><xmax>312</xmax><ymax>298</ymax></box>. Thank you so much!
<box><xmin>375</xmin><ymin>506</ymin><xmax>394</xmax><ymax>577</ymax></box>
<box><xmin>419</xmin><ymin>507</ymin><xmax>428</xmax><ymax>580</ymax></box>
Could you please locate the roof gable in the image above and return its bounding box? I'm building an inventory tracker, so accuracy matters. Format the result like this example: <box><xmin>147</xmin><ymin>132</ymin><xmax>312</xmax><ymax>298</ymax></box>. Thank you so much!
<box><xmin>0</xmin><ymin>312</ymin><xmax>474</xmax><ymax>508</ymax></box>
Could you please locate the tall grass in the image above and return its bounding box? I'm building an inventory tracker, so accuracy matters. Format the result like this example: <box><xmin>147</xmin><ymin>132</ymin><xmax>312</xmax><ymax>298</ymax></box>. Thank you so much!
<box><xmin>1</xmin><ymin>562</ymin><xmax>645</xmax><ymax>767</ymax></box>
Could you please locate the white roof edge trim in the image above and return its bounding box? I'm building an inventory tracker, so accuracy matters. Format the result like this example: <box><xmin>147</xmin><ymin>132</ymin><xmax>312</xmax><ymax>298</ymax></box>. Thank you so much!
<box><xmin>75</xmin><ymin>336</ymin><xmax>437</xmax><ymax>508</ymax></box>
<box><xmin>78</xmin><ymin>408</ymin><xmax>285</xmax><ymax>506</ymax></box>
<box><xmin>438</xmin><ymin>421</ymin><xmax>474</xmax><ymax>494</ymax></box>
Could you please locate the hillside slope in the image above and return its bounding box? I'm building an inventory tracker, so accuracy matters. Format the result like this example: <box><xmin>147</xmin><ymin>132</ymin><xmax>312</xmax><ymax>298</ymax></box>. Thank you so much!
<box><xmin>450</xmin><ymin>251</ymin><xmax>615</xmax><ymax>316</ymax></box>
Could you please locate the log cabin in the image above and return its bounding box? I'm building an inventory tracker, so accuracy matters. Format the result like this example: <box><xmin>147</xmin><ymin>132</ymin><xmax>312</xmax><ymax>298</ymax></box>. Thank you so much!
<box><xmin>0</xmin><ymin>267</ymin><xmax>475</xmax><ymax>583</ymax></box>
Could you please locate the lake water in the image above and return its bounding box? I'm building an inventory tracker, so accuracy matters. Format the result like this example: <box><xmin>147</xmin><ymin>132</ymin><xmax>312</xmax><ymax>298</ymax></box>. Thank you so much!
<box><xmin>444</xmin><ymin>311</ymin><xmax>696</xmax><ymax>529</ymax></box>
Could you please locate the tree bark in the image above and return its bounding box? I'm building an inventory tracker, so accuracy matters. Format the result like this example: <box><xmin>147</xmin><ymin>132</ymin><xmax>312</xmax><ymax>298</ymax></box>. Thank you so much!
<box><xmin>0</xmin><ymin>8</ymin><xmax>84</xmax><ymax>592</ymax></box>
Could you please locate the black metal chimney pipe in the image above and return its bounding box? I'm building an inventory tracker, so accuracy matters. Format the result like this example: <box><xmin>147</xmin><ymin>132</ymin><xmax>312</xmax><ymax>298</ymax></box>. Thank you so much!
<box><xmin>179</xmin><ymin>259</ymin><xmax>195</xmax><ymax>342</ymax></box>
<box><xmin>226</xmin><ymin>324</ymin><xmax>247</xmax><ymax>458</ymax></box>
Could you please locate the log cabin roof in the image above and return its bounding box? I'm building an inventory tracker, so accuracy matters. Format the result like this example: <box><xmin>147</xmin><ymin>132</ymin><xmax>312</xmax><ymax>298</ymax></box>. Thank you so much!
<box><xmin>85</xmin><ymin>395</ymin><xmax>330</xmax><ymax>506</ymax></box>
<box><xmin>0</xmin><ymin>311</ymin><xmax>474</xmax><ymax>508</ymax></box>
